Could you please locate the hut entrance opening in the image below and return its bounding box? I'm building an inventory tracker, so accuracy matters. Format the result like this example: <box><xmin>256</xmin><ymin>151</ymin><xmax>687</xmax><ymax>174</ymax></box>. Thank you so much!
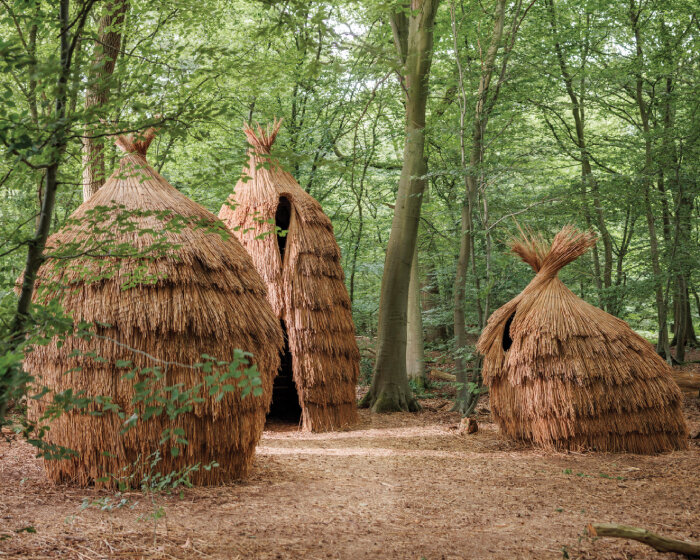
<box><xmin>502</xmin><ymin>310</ymin><xmax>516</xmax><ymax>351</ymax></box>
<box><xmin>268</xmin><ymin>319</ymin><xmax>302</xmax><ymax>422</ymax></box>
<box><xmin>275</xmin><ymin>196</ymin><xmax>291</xmax><ymax>263</ymax></box>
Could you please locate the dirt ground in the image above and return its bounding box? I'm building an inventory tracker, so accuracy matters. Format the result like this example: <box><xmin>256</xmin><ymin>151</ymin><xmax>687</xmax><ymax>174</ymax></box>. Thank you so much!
<box><xmin>1</xmin><ymin>369</ymin><xmax>698</xmax><ymax>560</ymax></box>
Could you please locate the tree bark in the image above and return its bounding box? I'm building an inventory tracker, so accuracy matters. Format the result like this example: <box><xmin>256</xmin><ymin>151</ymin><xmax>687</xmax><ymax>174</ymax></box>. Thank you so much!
<box><xmin>422</xmin><ymin>264</ymin><xmax>447</xmax><ymax>342</ymax></box>
<box><xmin>629</xmin><ymin>2</ymin><xmax>671</xmax><ymax>358</ymax></box>
<box><xmin>546</xmin><ymin>0</ymin><xmax>614</xmax><ymax>310</ymax></box>
<box><xmin>2</xmin><ymin>0</ymin><xmax>91</xmax><ymax>423</ymax></box>
<box><xmin>451</xmin><ymin>0</ymin><xmax>505</xmax><ymax>415</ymax></box>
<box><xmin>407</xmin><ymin>243</ymin><xmax>426</xmax><ymax>388</ymax></box>
<box><xmin>587</xmin><ymin>523</ymin><xmax>700</xmax><ymax>557</ymax></box>
<box><xmin>361</xmin><ymin>0</ymin><xmax>439</xmax><ymax>413</ymax></box>
<box><xmin>611</xmin><ymin>204</ymin><xmax>636</xmax><ymax>316</ymax></box>
<box><xmin>82</xmin><ymin>0</ymin><xmax>128</xmax><ymax>201</ymax></box>
<box><xmin>657</xmin><ymin>23</ymin><xmax>697</xmax><ymax>356</ymax></box>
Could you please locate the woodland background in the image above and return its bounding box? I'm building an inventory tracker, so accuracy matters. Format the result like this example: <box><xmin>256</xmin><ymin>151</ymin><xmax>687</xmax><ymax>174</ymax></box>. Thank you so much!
<box><xmin>0</xmin><ymin>0</ymin><xmax>698</xmax><ymax>391</ymax></box>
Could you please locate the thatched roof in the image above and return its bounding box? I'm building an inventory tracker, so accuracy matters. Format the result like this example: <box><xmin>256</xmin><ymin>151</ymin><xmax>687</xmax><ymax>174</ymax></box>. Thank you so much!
<box><xmin>219</xmin><ymin>120</ymin><xmax>359</xmax><ymax>431</ymax></box>
<box><xmin>24</xmin><ymin>129</ymin><xmax>283</xmax><ymax>486</ymax></box>
<box><xmin>477</xmin><ymin>226</ymin><xmax>688</xmax><ymax>453</ymax></box>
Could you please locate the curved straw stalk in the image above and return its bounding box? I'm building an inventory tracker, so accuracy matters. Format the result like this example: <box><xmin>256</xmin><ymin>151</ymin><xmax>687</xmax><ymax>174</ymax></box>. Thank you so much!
<box><xmin>477</xmin><ymin>226</ymin><xmax>688</xmax><ymax>453</ymax></box>
<box><xmin>24</xmin><ymin>131</ymin><xmax>283</xmax><ymax>487</ymax></box>
<box><xmin>219</xmin><ymin>121</ymin><xmax>359</xmax><ymax>431</ymax></box>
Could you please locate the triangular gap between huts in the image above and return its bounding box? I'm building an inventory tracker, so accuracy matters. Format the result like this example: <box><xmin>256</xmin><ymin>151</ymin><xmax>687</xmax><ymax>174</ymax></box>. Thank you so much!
<box><xmin>267</xmin><ymin>194</ymin><xmax>302</xmax><ymax>423</ymax></box>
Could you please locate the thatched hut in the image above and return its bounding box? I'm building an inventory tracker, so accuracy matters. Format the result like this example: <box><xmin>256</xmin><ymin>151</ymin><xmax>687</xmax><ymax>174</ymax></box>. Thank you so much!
<box><xmin>24</xmin><ymin>129</ymin><xmax>283</xmax><ymax>486</ymax></box>
<box><xmin>219</xmin><ymin>120</ymin><xmax>359</xmax><ymax>431</ymax></box>
<box><xmin>477</xmin><ymin>226</ymin><xmax>688</xmax><ymax>453</ymax></box>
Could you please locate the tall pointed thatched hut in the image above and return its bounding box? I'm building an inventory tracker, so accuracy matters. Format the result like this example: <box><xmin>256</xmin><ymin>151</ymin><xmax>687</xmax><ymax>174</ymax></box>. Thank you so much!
<box><xmin>24</xmin><ymin>129</ymin><xmax>283</xmax><ymax>487</ymax></box>
<box><xmin>219</xmin><ymin>120</ymin><xmax>359</xmax><ymax>432</ymax></box>
<box><xmin>477</xmin><ymin>226</ymin><xmax>688</xmax><ymax>453</ymax></box>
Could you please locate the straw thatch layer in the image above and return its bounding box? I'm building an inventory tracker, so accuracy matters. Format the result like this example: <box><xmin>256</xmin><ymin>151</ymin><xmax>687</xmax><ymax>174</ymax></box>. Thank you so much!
<box><xmin>219</xmin><ymin>121</ymin><xmax>359</xmax><ymax>432</ymax></box>
<box><xmin>477</xmin><ymin>226</ymin><xmax>688</xmax><ymax>453</ymax></box>
<box><xmin>24</xmin><ymin>131</ymin><xmax>283</xmax><ymax>486</ymax></box>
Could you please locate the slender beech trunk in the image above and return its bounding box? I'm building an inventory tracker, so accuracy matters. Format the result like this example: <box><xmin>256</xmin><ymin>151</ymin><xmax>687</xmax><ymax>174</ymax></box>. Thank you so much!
<box><xmin>629</xmin><ymin>2</ymin><xmax>671</xmax><ymax>358</ymax></box>
<box><xmin>348</xmin><ymin>207</ymin><xmax>363</xmax><ymax>306</ymax></box>
<box><xmin>482</xmin><ymin>191</ymin><xmax>493</xmax><ymax>320</ymax></box>
<box><xmin>348</xmin><ymin>101</ymin><xmax>382</xmax><ymax>304</ymax></box>
<box><xmin>670</xmin><ymin>187</ymin><xmax>698</xmax><ymax>357</ymax></box>
<box><xmin>611</xmin><ymin>204</ymin><xmax>636</xmax><ymax>316</ymax></box>
<box><xmin>659</xmin><ymin>69</ymin><xmax>698</xmax><ymax>354</ymax></box>
<box><xmin>451</xmin><ymin>0</ymin><xmax>505</xmax><ymax>415</ymax></box>
<box><xmin>26</xmin><ymin>16</ymin><xmax>44</xmax><ymax>230</ymax></box>
<box><xmin>693</xmin><ymin>286</ymin><xmax>700</xmax><ymax>324</ymax></box>
<box><xmin>2</xmin><ymin>0</ymin><xmax>88</xmax><ymax>423</ymax></box>
<box><xmin>361</xmin><ymin>0</ymin><xmax>439</xmax><ymax>413</ymax></box>
<box><xmin>407</xmin><ymin>243</ymin><xmax>426</xmax><ymax>387</ymax></box>
<box><xmin>423</xmin><ymin>265</ymin><xmax>447</xmax><ymax>342</ymax></box>
<box><xmin>547</xmin><ymin>1</ymin><xmax>614</xmax><ymax>310</ymax></box>
<box><xmin>82</xmin><ymin>0</ymin><xmax>128</xmax><ymax>201</ymax></box>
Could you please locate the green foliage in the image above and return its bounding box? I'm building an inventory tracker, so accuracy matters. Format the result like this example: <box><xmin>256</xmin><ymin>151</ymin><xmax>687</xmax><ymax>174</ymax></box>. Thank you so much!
<box><xmin>0</xmin><ymin>0</ymin><xmax>694</xmax><ymax>353</ymax></box>
<box><xmin>359</xmin><ymin>355</ymin><xmax>373</xmax><ymax>386</ymax></box>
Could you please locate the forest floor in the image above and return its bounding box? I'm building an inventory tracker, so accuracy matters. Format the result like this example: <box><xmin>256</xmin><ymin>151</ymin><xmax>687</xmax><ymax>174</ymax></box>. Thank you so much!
<box><xmin>1</xmin><ymin>365</ymin><xmax>698</xmax><ymax>560</ymax></box>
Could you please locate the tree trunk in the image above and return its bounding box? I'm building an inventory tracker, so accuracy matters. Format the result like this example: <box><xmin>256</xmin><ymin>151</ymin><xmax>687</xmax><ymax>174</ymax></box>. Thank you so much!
<box><xmin>629</xmin><ymin>3</ymin><xmax>671</xmax><ymax>358</ymax></box>
<box><xmin>482</xmin><ymin>193</ymin><xmax>493</xmax><ymax>321</ymax></box>
<box><xmin>670</xmin><ymin>189</ymin><xmax>698</xmax><ymax>356</ymax></box>
<box><xmin>656</xmin><ymin>31</ymin><xmax>697</xmax><ymax>356</ymax></box>
<box><xmin>82</xmin><ymin>0</ymin><xmax>128</xmax><ymax>201</ymax></box>
<box><xmin>611</xmin><ymin>204</ymin><xmax>636</xmax><ymax>316</ymax></box>
<box><xmin>2</xmin><ymin>0</ymin><xmax>84</xmax><ymax>423</ymax></box>
<box><xmin>360</xmin><ymin>0</ymin><xmax>439</xmax><ymax>413</ymax></box>
<box><xmin>451</xmin><ymin>0</ymin><xmax>505</xmax><ymax>415</ymax></box>
<box><xmin>547</xmin><ymin>0</ymin><xmax>614</xmax><ymax>310</ymax></box>
<box><xmin>407</xmin><ymin>243</ymin><xmax>426</xmax><ymax>388</ymax></box>
<box><xmin>673</xmin><ymin>276</ymin><xmax>689</xmax><ymax>361</ymax></box>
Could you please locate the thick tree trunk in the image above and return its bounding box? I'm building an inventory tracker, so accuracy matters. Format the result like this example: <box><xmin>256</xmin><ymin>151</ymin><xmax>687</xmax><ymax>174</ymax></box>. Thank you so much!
<box><xmin>82</xmin><ymin>0</ymin><xmax>128</xmax><ymax>201</ymax></box>
<box><xmin>406</xmin><ymin>243</ymin><xmax>426</xmax><ymax>387</ymax></box>
<box><xmin>361</xmin><ymin>0</ymin><xmax>439</xmax><ymax>413</ymax></box>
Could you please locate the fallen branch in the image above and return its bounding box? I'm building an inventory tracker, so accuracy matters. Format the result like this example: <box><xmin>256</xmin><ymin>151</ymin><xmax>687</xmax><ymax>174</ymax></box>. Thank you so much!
<box><xmin>429</xmin><ymin>369</ymin><xmax>456</xmax><ymax>382</ymax></box>
<box><xmin>587</xmin><ymin>523</ymin><xmax>700</xmax><ymax>557</ymax></box>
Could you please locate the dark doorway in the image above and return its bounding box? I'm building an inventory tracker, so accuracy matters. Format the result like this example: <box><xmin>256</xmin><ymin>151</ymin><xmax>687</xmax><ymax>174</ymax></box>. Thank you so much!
<box><xmin>275</xmin><ymin>196</ymin><xmax>291</xmax><ymax>263</ymax></box>
<box><xmin>502</xmin><ymin>310</ymin><xmax>516</xmax><ymax>352</ymax></box>
<box><xmin>267</xmin><ymin>319</ymin><xmax>302</xmax><ymax>422</ymax></box>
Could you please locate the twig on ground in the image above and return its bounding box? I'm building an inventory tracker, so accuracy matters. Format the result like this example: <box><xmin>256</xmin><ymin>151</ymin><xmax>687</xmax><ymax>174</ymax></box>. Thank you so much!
<box><xmin>587</xmin><ymin>523</ymin><xmax>700</xmax><ymax>557</ymax></box>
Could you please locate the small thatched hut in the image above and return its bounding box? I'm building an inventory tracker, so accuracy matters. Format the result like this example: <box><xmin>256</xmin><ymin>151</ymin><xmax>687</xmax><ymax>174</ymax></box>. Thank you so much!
<box><xmin>477</xmin><ymin>226</ymin><xmax>688</xmax><ymax>453</ymax></box>
<box><xmin>24</xmin><ymin>129</ymin><xmax>283</xmax><ymax>486</ymax></box>
<box><xmin>219</xmin><ymin>120</ymin><xmax>359</xmax><ymax>431</ymax></box>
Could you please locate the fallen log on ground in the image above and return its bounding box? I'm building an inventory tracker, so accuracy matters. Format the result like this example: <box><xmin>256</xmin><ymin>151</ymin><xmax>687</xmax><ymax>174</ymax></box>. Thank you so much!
<box><xmin>587</xmin><ymin>523</ymin><xmax>700</xmax><ymax>557</ymax></box>
<box><xmin>429</xmin><ymin>370</ymin><xmax>456</xmax><ymax>382</ymax></box>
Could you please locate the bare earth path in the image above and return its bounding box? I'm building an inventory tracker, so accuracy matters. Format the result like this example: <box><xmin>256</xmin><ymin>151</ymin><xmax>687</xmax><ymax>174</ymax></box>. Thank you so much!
<box><xmin>1</xmin><ymin>387</ymin><xmax>698</xmax><ymax>559</ymax></box>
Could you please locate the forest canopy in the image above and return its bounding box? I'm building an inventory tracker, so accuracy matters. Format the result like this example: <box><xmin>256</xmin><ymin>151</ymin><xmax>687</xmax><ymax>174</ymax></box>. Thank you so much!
<box><xmin>0</xmin><ymin>0</ymin><xmax>698</xmax><ymax>416</ymax></box>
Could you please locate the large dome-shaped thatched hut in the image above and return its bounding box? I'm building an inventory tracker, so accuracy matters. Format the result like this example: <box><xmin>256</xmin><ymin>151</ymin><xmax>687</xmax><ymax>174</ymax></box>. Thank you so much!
<box><xmin>24</xmin><ymin>129</ymin><xmax>283</xmax><ymax>487</ymax></box>
<box><xmin>219</xmin><ymin>120</ymin><xmax>359</xmax><ymax>432</ymax></box>
<box><xmin>477</xmin><ymin>226</ymin><xmax>688</xmax><ymax>453</ymax></box>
